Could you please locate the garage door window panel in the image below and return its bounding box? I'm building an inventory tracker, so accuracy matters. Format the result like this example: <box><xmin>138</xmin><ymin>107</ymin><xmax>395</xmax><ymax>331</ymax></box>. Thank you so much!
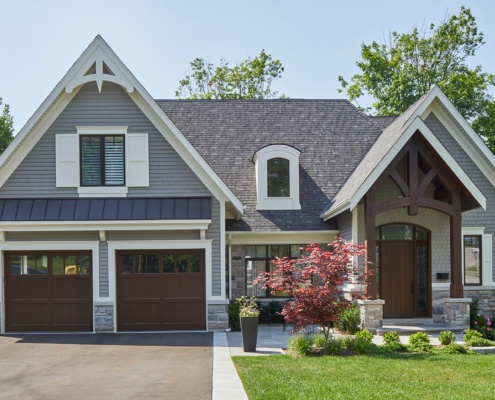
<box><xmin>10</xmin><ymin>255</ymin><xmax>48</xmax><ymax>275</ymax></box>
<box><xmin>122</xmin><ymin>254</ymin><xmax>160</xmax><ymax>274</ymax></box>
<box><xmin>52</xmin><ymin>255</ymin><xmax>90</xmax><ymax>275</ymax></box>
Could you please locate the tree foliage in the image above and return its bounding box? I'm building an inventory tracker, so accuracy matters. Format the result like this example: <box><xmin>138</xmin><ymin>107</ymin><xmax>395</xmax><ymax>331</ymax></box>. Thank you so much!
<box><xmin>0</xmin><ymin>98</ymin><xmax>14</xmax><ymax>155</ymax></box>
<box><xmin>254</xmin><ymin>239</ymin><xmax>370</xmax><ymax>346</ymax></box>
<box><xmin>338</xmin><ymin>7</ymin><xmax>495</xmax><ymax>151</ymax></box>
<box><xmin>175</xmin><ymin>50</ymin><xmax>284</xmax><ymax>99</ymax></box>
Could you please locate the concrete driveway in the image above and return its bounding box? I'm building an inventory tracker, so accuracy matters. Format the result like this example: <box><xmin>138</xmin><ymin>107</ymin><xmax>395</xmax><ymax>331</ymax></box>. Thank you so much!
<box><xmin>0</xmin><ymin>332</ymin><xmax>213</xmax><ymax>400</ymax></box>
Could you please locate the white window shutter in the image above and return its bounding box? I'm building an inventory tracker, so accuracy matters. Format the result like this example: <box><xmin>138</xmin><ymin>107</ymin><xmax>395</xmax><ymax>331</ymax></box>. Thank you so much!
<box><xmin>56</xmin><ymin>134</ymin><xmax>78</xmax><ymax>187</ymax></box>
<box><xmin>126</xmin><ymin>133</ymin><xmax>149</xmax><ymax>187</ymax></box>
<box><xmin>482</xmin><ymin>234</ymin><xmax>493</xmax><ymax>285</ymax></box>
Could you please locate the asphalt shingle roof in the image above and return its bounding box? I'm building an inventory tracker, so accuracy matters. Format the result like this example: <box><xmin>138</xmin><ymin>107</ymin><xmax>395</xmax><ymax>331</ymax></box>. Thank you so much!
<box><xmin>157</xmin><ymin>99</ymin><xmax>392</xmax><ymax>231</ymax></box>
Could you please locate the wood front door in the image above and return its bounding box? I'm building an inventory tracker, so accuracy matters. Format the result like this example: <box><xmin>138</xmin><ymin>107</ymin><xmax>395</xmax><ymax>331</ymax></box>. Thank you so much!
<box><xmin>381</xmin><ymin>241</ymin><xmax>415</xmax><ymax>318</ymax></box>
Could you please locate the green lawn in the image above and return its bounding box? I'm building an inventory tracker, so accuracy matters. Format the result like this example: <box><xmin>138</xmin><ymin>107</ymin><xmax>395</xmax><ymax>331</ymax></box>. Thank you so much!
<box><xmin>232</xmin><ymin>353</ymin><xmax>495</xmax><ymax>400</ymax></box>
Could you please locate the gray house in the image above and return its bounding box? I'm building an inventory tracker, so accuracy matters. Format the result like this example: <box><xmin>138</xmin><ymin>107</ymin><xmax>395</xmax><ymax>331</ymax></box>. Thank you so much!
<box><xmin>0</xmin><ymin>36</ymin><xmax>493</xmax><ymax>333</ymax></box>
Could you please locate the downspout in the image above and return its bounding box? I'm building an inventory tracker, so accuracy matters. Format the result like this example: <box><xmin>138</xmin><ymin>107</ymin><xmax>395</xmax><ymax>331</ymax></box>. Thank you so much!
<box><xmin>228</xmin><ymin>233</ymin><xmax>232</xmax><ymax>300</ymax></box>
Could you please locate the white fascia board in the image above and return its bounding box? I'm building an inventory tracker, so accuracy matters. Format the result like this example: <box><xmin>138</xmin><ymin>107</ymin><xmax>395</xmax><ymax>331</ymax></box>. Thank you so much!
<box><xmin>128</xmin><ymin>90</ymin><xmax>243</xmax><ymax>216</ymax></box>
<box><xmin>421</xmin><ymin>100</ymin><xmax>495</xmax><ymax>188</ymax></box>
<box><xmin>228</xmin><ymin>230</ymin><xmax>338</xmax><ymax>245</ymax></box>
<box><xmin>420</xmin><ymin>87</ymin><xmax>495</xmax><ymax>171</ymax></box>
<box><xmin>320</xmin><ymin>200</ymin><xmax>351</xmax><ymax>221</ymax></box>
<box><xmin>0</xmin><ymin>219</ymin><xmax>211</xmax><ymax>232</ymax></box>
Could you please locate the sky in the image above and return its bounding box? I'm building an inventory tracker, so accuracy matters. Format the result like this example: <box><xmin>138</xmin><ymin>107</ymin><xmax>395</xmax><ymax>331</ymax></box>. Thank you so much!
<box><xmin>1</xmin><ymin>0</ymin><xmax>494</xmax><ymax>133</ymax></box>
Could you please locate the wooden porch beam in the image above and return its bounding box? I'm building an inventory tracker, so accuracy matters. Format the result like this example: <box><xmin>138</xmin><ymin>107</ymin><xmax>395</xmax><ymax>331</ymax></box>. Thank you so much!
<box><xmin>450</xmin><ymin>188</ymin><xmax>463</xmax><ymax>298</ymax></box>
<box><xmin>364</xmin><ymin>188</ymin><xmax>377</xmax><ymax>299</ymax></box>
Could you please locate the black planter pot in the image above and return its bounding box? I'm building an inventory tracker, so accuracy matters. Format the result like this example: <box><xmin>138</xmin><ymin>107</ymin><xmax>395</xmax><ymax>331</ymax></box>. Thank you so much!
<box><xmin>240</xmin><ymin>316</ymin><xmax>258</xmax><ymax>352</ymax></box>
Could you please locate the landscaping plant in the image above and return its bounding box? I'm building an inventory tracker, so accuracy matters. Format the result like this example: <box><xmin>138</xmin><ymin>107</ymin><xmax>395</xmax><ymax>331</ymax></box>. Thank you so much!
<box><xmin>236</xmin><ymin>296</ymin><xmax>260</xmax><ymax>317</ymax></box>
<box><xmin>355</xmin><ymin>329</ymin><xmax>374</xmax><ymax>354</ymax></box>
<box><xmin>228</xmin><ymin>301</ymin><xmax>241</xmax><ymax>331</ymax></box>
<box><xmin>254</xmin><ymin>239</ymin><xmax>370</xmax><ymax>347</ymax></box>
<box><xmin>288</xmin><ymin>335</ymin><xmax>314</xmax><ymax>356</ymax></box>
<box><xmin>439</xmin><ymin>330</ymin><xmax>457</xmax><ymax>345</ymax></box>
<box><xmin>325</xmin><ymin>338</ymin><xmax>344</xmax><ymax>356</ymax></box>
<box><xmin>463</xmin><ymin>329</ymin><xmax>495</xmax><ymax>347</ymax></box>
<box><xmin>408</xmin><ymin>332</ymin><xmax>433</xmax><ymax>353</ymax></box>
<box><xmin>337</xmin><ymin>306</ymin><xmax>361</xmax><ymax>334</ymax></box>
<box><xmin>383</xmin><ymin>331</ymin><xmax>400</xmax><ymax>345</ymax></box>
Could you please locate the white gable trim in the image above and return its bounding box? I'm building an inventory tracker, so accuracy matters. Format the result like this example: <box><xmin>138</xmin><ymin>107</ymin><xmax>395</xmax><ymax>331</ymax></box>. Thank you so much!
<box><xmin>421</xmin><ymin>99</ymin><xmax>495</xmax><ymax>188</ymax></box>
<box><xmin>0</xmin><ymin>36</ymin><xmax>243</xmax><ymax>217</ymax></box>
<box><xmin>323</xmin><ymin>117</ymin><xmax>486</xmax><ymax>220</ymax></box>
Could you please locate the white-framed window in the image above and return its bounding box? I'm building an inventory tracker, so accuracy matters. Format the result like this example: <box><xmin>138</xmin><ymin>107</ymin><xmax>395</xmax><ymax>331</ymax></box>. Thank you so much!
<box><xmin>462</xmin><ymin>227</ymin><xmax>493</xmax><ymax>287</ymax></box>
<box><xmin>56</xmin><ymin>126</ymin><xmax>149</xmax><ymax>197</ymax></box>
<box><xmin>253</xmin><ymin>145</ymin><xmax>301</xmax><ymax>210</ymax></box>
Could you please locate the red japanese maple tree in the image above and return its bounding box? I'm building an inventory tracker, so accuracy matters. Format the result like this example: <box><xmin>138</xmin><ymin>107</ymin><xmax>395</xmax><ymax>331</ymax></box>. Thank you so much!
<box><xmin>254</xmin><ymin>239</ymin><xmax>371</xmax><ymax>345</ymax></box>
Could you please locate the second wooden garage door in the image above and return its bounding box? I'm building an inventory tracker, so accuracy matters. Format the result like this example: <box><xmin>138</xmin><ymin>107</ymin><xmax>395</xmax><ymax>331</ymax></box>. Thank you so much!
<box><xmin>117</xmin><ymin>250</ymin><xmax>206</xmax><ymax>331</ymax></box>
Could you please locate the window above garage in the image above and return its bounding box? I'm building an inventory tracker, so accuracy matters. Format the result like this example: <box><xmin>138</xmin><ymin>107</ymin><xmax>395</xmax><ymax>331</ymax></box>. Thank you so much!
<box><xmin>254</xmin><ymin>145</ymin><xmax>301</xmax><ymax>210</ymax></box>
<box><xmin>55</xmin><ymin>126</ymin><xmax>149</xmax><ymax>197</ymax></box>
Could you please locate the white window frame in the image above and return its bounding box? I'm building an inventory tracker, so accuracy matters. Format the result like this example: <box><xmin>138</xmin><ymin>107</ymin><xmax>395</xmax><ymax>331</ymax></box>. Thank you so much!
<box><xmin>254</xmin><ymin>145</ymin><xmax>301</xmax><ymax>210</ymax></box>
<box><xmin>56</xmin><ymin>126</ymin><xmax>149</xmax><ymax>197</ymax></box>
<box><xmin>462</xmin><ymin>227</ymin><xmax>494</xmax><ymax>287</ymax></box>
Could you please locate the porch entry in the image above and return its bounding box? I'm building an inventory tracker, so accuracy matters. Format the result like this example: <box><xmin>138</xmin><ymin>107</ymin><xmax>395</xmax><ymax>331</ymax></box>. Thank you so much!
<box><xmin>376</xmin><ymin>224</ymin><xmax>430</xmax><ymax>318</ymax></box>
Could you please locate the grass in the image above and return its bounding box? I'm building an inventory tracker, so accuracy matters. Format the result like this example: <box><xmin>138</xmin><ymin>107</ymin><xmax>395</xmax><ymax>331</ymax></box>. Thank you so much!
<box><xmin>232</xmin><ymin>353</ymin><xmax>495</xmax><ymax>400</ymax></box>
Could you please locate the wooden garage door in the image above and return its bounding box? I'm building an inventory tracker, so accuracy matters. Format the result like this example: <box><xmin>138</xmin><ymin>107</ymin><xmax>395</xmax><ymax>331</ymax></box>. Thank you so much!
<box><xmin>5</xmin><ymin>251</ymin><xmax>93</xmax><ymax>332</ymax></box>
<box><xmin>117</xmin><ymin>250</ymin><xmax>206</xmax><ymax>331</ymax></box>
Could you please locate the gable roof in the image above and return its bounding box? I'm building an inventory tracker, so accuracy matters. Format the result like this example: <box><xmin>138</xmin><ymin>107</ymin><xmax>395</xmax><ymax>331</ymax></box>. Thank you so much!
<box><xmin>0</xmin><ymin>36</ymin><xmax>243</xmax><ymax>217</ymax></box>
<box><xmin>158</xmin><ymin>99</ymin><xmax>385</xmax><ymax>231</ymax></box>
<box><xmin>320</xmin><ymin>86</ymin><xmax>489</xmax><ymax>220</ymax></box>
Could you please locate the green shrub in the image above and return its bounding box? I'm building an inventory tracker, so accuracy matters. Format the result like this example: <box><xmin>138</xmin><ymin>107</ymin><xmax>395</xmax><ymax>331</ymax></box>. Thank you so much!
<box><xmin>343</xmin><ymin>337</ymin><xmax>357</xmax><ymax>352</ymax></box>
<box><xmin>325</xmin><ymin>338</ymin><xmax>344</xmax><ymax>356</ymax></box>
<box><xmin>355</xmin><ymin>329</ymin><xmax>374</xmax><ymax>354</ymax></box>
<box><xmin>439</xmin><ymin>330</ymin><xmax>456</xmax><ymax>345</ymax></box>
<box><xmin>383</xmin><ymin>331</ymin><xmax>400</xmax><ymax>345</ymax></box>
<box><xmin>313</xmin><ymin>334</ymin><xmax>326</xmax><ymax>348</ymax></box>
<box><xmin>382</xmin><ymin>342</ymin><xmax>408</xmax><ymax>353</ymax></box>
<box><xmin>337</xmin><ymin>306</ymin><xmax>360</xmax><ymax>334</ymax></box>
<box><xmin>409</xmin><ymin>332</ymin><xmax>433</xmax><ymax>353</ymax></box>
<box><xmin>441</xmin><ymin>343</ymin><xmax>471</xmax><ymax>355</ymax></box>
<box><xmin>228</xmin><ymin>302</ymin><xmax>240</xmax><ymax>331</ymax></box>
<box><xmin>463</xmin><ymin>329</ymin><xmax>495</xmax><ymax>347</ymax></box>
<box><xmin>288</xmin><ymin>335</ymin><xmax>313</xmax><ymax>356</ymax></box>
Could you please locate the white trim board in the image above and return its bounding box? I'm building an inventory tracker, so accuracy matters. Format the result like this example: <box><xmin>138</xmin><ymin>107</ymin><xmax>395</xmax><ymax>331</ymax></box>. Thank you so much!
<box><xmin>0</xmin><ymin>219</ymin><xmax>211</xmax><ymax>232</ymax></box>
<box><xmin>228</xmin><ymin>230</ymin><xmax>338</xmax><ymax>245</ymax></box>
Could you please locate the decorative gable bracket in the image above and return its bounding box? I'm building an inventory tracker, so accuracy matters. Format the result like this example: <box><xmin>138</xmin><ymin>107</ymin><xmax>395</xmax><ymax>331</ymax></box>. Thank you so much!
<box><xmin>65</xmin><ymin>46</ymin><xmax>135</xmax><ymax>94</ymax></box>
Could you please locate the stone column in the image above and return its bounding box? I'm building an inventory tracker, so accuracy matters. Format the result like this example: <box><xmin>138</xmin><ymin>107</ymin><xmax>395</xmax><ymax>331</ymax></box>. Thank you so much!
<box><xmin>357</xmin><ymin>299</ymin><xmax>385</xmax><ymax>332</ymax></box>
<box><xmin>94</xmin><ymin>302</ymin><xmax>115</xmax><ymax>332</ymax></box>
<box><xmin>444</xmin><ymin>298</ymin><xmax>471</xmax><ymax>330</ymax></box>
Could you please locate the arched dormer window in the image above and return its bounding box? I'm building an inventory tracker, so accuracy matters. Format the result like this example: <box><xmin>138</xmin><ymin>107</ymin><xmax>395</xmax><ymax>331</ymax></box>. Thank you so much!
<box><xmin>254</xmin><ymin>145</ymin><xmax>301</xmax><ymax>210</ymax></box>
<box><xmin>267</xmin><ymin>158</ymin><xmax>290</xmax><ymax>197</ymax></box>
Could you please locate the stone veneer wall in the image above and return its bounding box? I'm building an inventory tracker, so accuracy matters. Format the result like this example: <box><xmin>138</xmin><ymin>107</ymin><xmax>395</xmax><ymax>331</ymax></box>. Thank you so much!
<box><xmin>94</xmin><ymin>303</ymin><xmax>114</xmax><ymax>332</ymax></box>
<box><xmin>230</xmin><ymin>245</ymin><xmax>247</xmax><ymax>300</ymax></box>
<box><xmin>207</xmin><ymin>304</ymin><xmax>229</xmax><ymax>331</ymax></box>
<box><xmin>433</xmin><ymin>288</ymin><xmax>495</xmax><ymax>323</ymax></box>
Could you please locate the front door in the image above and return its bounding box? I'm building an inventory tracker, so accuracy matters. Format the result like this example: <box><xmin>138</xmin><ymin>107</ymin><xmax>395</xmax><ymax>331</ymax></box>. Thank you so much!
<box><xmin>377</xmin><ymin>224</ymin><xmax>430</xmax><ymax>318</ymax></box>
<box><xmin>381</xmin><ymin>241</ymin><xmax>415</xmax><ymax>317</ymax></box>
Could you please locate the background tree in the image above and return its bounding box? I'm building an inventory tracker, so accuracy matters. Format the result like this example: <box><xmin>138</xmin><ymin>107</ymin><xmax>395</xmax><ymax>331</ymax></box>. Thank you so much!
<box><xmin>338</xmin><ymin>7</ymin><xmax>495</xmax><ymax>152</ymax></box>
<box><xmin>254</xmin><ymin>239</ymin><xmax>370</xmax><ymax>347</ymax></box>
<box><xmin>176</xmin><ymin>50</ymin><xmax>284</xmax><ymax>99</ymax></box>
<box><xmin>0</xmin><ymin>98</ymin><xmax>14</xmax><ymax>155</ymax></box>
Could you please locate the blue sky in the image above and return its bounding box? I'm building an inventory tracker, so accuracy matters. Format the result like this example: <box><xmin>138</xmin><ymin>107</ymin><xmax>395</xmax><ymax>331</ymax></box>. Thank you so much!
<box><xmin>1</xmin><ymin>0</ymin><xmax>494</xmax><ymax>133</ymax></box>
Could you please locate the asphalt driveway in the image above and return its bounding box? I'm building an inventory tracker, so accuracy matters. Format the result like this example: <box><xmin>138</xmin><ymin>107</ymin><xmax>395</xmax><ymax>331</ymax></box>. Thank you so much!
<box><xmin>0</xmin><ymin>332</ymin><xmax>213</xmax><ymax>400</ymax></box>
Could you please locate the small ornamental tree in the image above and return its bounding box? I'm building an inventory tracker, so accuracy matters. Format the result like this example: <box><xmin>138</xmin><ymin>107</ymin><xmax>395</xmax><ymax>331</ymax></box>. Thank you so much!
<box><xmin>254</xmin><ymin>239</ymin><xmax>371</xmax><ymax>346</ymax></box>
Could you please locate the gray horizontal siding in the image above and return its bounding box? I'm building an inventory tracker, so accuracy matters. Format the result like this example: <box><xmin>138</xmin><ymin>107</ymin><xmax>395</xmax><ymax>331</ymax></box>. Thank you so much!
<box><xmin>207</xmin><ymin>198</ymin><xmax>222</xmax><ymax>296</ymax></box>
<box><xmin>99</xmin><ymin>241</ymin><xmax>109</xmax><ymax>297</ymax></box>
<box><xmin>337</xmin><ymin>211</ymin><xmax>352</xmax><ymax>241</ymax></box>
<box><xmin>425</xmin><ymin>112</ymin><xmax>495</xmax><ymax>282</ymax></box>
<box><xmin>0</xmin><ymin>82</ymin><xmax>212</xmax><ymax>199</ymax></box>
